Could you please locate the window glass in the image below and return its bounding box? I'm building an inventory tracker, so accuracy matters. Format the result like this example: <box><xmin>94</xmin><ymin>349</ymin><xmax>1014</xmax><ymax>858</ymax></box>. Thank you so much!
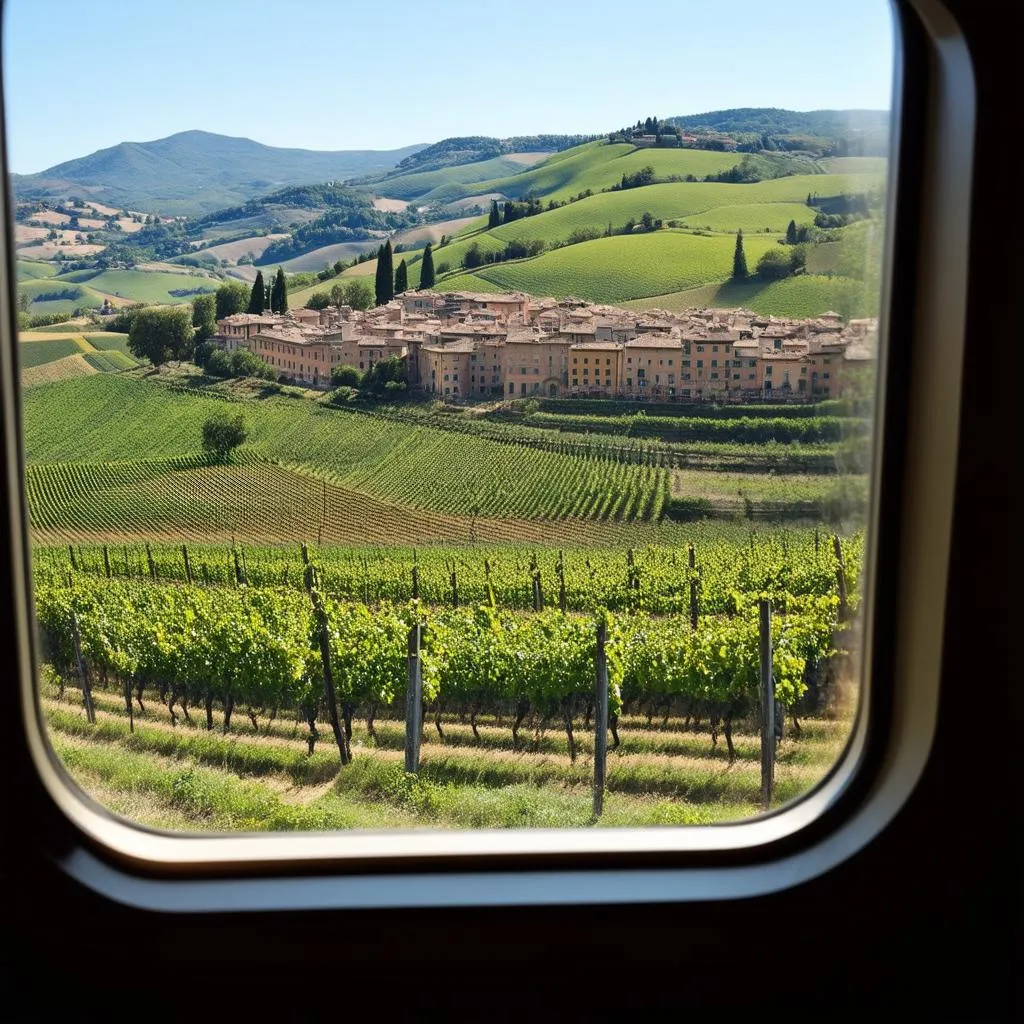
<box><xmin>7</xmin><ymin>0</ymin><xmax>891</xmax><ymax>835</ymax></box>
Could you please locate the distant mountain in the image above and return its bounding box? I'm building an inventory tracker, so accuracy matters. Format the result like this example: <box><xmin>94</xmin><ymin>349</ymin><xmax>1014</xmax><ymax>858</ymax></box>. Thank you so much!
<box><xmin>11</xmin><ymin>131</ymin><xmax>428</xmax><ymax>215</ymax></box>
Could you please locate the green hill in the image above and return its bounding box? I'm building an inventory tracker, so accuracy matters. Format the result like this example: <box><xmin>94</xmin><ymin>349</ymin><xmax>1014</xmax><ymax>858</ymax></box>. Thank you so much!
<box><xmin>435</xmin><ymin>230</ymin><xmax>782</xmax><ymax>303</ymax></box>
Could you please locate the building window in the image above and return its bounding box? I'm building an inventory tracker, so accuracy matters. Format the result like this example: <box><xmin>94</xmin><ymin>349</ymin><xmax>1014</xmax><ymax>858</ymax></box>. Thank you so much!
<box><xmin>801</xmin><ymin>367</ymin><xmax>808</xmax><ymax>375</ymax></box>
<box><xmin>683</xmin><ymin>360</ymin><xmax>690</xmax><ymax>368</ymax></box>
<box><xmin>710</xmin><ymin>373</ymin><xmax>718</xmax><ymax>379</ymax></box>
<box><xmin>748</xmin><ymin>373</ymin><xmax>755</xmax><ymax>380</ymax></box>
<box><xmin>668</xmin><ymin>359</ymin><xmax>673</xmax><ymax>366</ymax></box>
<box><xmin>712</xmin><ymin>345</ymin><xmax>718</xmax><ymax>352</ymax></box>
<box><xmin>823</xmin><ymin>372</ymin><xmax>831</xmax><ymax>379</ymax></box>
<box><xmin>711</xmin><ymin>360</ymin><xmax>718</xmax><ymax>368</ymax></box>
<box><xmin>696</xmin><ymin>345</ymin><xmax>704</xmax><ymax>352</ymax></box>
<box><xmin>696</xmin><ymin>360</ymin><xmax>703</xmax><ymax>368</ymax></box>
<box><xmin>774</xmin><ymin>339</ymin><xmax>782</xmax><ymax>350</ymax></box>
<box><xmin>637</xmin><ymin>369</ymin><xmax>645</xmax><ymax>379</ymax></box>
<box><xmin>766</xmin><ymin>366</ymin><xmax>773</xmax><ymax>376</ymax></box>
<box><xmin>508</xmin><ymin>383</ymin><xmax>514</xmax><ymax>394</ymax></box>
<box><xmin>626</xmin><ymin>377</ymin><xmax>632</xmax><ymax>386</ymax></box>
<box><xmin>748</xmin><ymin>360</ymin><xmax>757</xmax><ymax>368</ymax></box>
<box><xmin>668</xmin><ymin>374</ymin><xmax>675</xmax><ymax>384</ymax></box>
<box><xmin>733</xmin><ymin>373</ymin><xmax>740</xmax><ymax>381</ymax></box>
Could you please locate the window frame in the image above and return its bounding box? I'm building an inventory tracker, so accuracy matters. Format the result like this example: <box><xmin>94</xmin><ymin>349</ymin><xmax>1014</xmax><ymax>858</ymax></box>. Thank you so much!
<box><xmin>0</xmin><ymin>0</ymin><xmax>974</xmax><ymax>912</ymax></box>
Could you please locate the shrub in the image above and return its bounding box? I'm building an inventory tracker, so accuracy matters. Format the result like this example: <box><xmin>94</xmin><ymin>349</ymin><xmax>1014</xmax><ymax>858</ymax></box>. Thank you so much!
<box><xmin>201</xmin><ymin>411</ymin><xmax>247</xmax><ymax>463</ymax></box>
<box><xmin>331</xmin><ymin>364</ymin><xmax>362</xmax><ymax>387</ymax></box>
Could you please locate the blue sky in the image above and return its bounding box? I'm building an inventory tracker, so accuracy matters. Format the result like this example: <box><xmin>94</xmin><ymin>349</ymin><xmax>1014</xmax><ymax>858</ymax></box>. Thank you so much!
<box><xmin>3</xmin><ymin>0</ymin><xmax>894</xmax><ymax>173</ymax></box>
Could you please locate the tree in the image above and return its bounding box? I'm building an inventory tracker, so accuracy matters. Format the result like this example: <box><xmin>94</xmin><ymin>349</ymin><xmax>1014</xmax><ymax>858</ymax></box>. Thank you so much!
<box><xmin>306</xmin><ymin>291</ymin><xmax>331</xmax><ymax>310</ymax></box>
<box><xmin>128</xmin><ymin>306</ymin><xmax>194</xmax><ymax>370</ymax></box>
<box><xmin>271</xmin><ymin>267</ymin><xmax>288</xmax><ymax>313</ymax></box>
<box><xmin>215</xmin><ymin>281</ymin><xmax>249</xmax><ymax>319</ymax></box>
<box><xmin>488</xmin><ymin>200</ymin><xmax>501</xmax><ymax>228</ymax></box>
<box><xmin>755</xmin><ymin>249</ymin><xmax>793</xmax><ymax>281</ymax></box>
<box><xmin>192</xmin><ymin>293</ymin><xmax>217</xmax><ymax>343</ymax></box>
<box><xmin>362</xmin><ymin>355</ymin><xmax>407</xmax><ymax>398</ymax></box>
<box><xmin>394</xmin><ymin>259</ymin><xmax>408</xmax><ymax>294</ymax></box>
<box><xmin>202</xmin><ymin>411</ymin><xmax>248</xmax><ymax>463</ymax></box>
<box><xmin>344</xmin><ymin>280</ymin><xmax>374</xmax><ymax>310</ymax></box>
<box><xmin>374</xmin><ymin>245</ymin><xmax>387</xmax><ymax>306</ymax></box>
<box><xmin>331</xmin><ymin>364</ymin><xmax>362</xmax><ymax>387</ymax></box>
<box><xmin>463</xmin><ymin>242</ymin><xmax>483</xmax><ymax>269</ymax></box>
<box><xmin>248</xmin><ymin>271</ymin><xmax>266</xmax><ymax>314</ymax></box>
<box><xmin>379</xmin><ymin>240</ymin><xmax>394</xmax><ymax>304</ymax></box>
<box><xmin>786</xmin><ymin>219</ymin><xmax>798</xmax><ymax>245</ymax></box>
<box><xmin>419</xmin><ymin>243</ymin><xmax>435</xmax><ymax>289</ymax></box>
<box><xmin>732</xmin><ymin>229</ymin><xmax>748</xmax><ymax>280</ymax></box>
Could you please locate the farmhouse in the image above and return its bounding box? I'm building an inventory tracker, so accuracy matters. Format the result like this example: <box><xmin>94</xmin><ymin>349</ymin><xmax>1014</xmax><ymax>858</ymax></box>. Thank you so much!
<box><xmin>213</xmin><ymin>290</ymin><xmax>876</xmax><ymax>401</ymax></box>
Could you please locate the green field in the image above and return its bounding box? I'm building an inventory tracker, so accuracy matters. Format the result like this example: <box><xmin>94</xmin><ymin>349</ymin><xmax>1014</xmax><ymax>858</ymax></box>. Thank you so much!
<box><xmin>58</xmin><ymin>268</ymin><xmax>220</xmax><ymax>304</ymax></box>
<box><xmin>83</xmin><ymin>350</ymin><xmax>137</xmax><ymax>373</ymax></box>
<box><xmin>365</xmin><ymin>154</ymin><xmax>556</xmax><ymax>202</ymax></box>
<box><xmin>433</xmin><ymin>230</ymin><xmax>780</xmax><ymax>303</ymax></box>
<box><xmin>18</xmin><ymin>277</ymin><xmax>105</xmax><ymax>314</ymax></box>
<box><xmin>16</xmin><ymin>259</ymin><xmax>58</xmax><ymax>281</ymax></box>
<box><xmin>621</xmin><ymin>274</ymin><xmax>877</xmax><ymax>320</ymax></box>
<box><xmin>415</xmin><ymin>142</ymin><xmax>748</xmax><ymax>205</ymax></box>
<box><xmin>18</xmin><ymin>338</ymin><xmax>83</xmax><ymax>368</ymax></box>
<box><xmin>22</xmin><ymin>369</ymin><xmax>864</xmax><ymax>544</ymax></box>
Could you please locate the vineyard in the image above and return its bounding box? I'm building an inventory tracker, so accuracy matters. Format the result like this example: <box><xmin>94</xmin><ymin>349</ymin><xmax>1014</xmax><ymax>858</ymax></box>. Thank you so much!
<box><xmin>35</xmin><ymin>530</ymin><xmax>859</xmax><ymax>830</ymax></box>
<box><xmin>22</xmin><ymin>370</ymin><xmax>868</xmax><ymax>545</ymax></box>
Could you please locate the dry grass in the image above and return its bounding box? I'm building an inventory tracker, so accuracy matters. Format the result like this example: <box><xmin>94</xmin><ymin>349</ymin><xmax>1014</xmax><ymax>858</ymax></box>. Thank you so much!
<box><xmin>372</xmin><ymin>197</ymin><xmax>409</xmax><ymax>212</ymax></box>
<box><xmin>22</xmin><ymin>353</ymin><xmax>97</xmax><ymax>387</ymax></box>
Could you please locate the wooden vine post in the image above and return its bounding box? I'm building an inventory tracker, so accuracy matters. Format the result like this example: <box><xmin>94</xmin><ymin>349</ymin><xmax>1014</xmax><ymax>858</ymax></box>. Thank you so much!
<box><xmin>146</xmin><ymin>543</ymin><xmax>156</xmax><ymax>580</ymax></box>
<box><xmin>102</xmin><ymin>545</ymin><xmax>111</xmax><ymax>579</ymax></box>
<box><xmin>688</xmin><ymin>544</ymin><xmax>698</xmax><ymax>629</ymax></box>
<box><xmin>182</xmin><ymin>544</ymin><xmax>192</xmax><ymax>584</ymax></box>
<box><xmin>405</xmin><ymin>621</ymin><xmax>423</xmax><ymax>774</ymax></box>
<box><xmin>557</xmin><ymin>551</ymin><xmax>567</xmax><ymax>613</ymax></box>
<box><xmin>301</xmin><ymin>542</ymin><xmax>349</xmax><ymax>764</ymax></box>
<box><xmin>593</xmin><ymin>618</ymin><xmax>609</xmax><ymax>817</ymax></box>
<box><xmin>833</xmin><ymin>535</ymin><xmax>848</xmax><ymax>621</ymax></box>
<box><xmin>759</xmin><ymin>598</ymin><xmax>774</xmax><ymax>809</ymax></box>
<box><xmin>70</xmin><ymin>610</ymin><xmax>95</xmax><ymax>725</ymax></box>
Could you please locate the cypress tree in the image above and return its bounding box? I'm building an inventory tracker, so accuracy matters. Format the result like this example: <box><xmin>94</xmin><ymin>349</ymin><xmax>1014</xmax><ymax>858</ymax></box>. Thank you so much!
<box><xmin>394</xmin><ymin>259</ymin><xmax>408</xmax><ymax>294</ymax></box>
<box><xmin>374</xmin><ymin>244</ymin><xmax>386</xmax><ymax>306</ymax></box>
<box><xmin>380</xmin><ymin>240</ymin><xmax>394</xmax><ymax>303</ymax></box>
<box><xmin>247</xmin><ymin>271</ymin><xmax>266</xmax><ymax>314</ymax></box>
<box><xmin>488</xmin><ymin>200</ymin><xmax>501</xmax><ymax>228</ymax></box>
<box><xmin>419</xmin><ymin>243</ymin><xmax>435</xmax><ymax>289</ymax></box>
<box><xmin>786</xmin><ymin>219</ymin><xmax>798</xmax><ymax>245</ymax></box>
<box><xmin>732</xmin><ymin>229</ymin><xmax>748</xmax><ymax>280</ymax></box>
<box><xmin>271</xmin><ymin>266</ymin><xmax>287</xmax><ymax>312</ymax></box>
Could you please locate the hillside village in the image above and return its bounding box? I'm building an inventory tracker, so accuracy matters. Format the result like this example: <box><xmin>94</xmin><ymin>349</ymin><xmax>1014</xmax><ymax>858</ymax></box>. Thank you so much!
<box><xmin>214</xmin><ymin>291</ymin><xmax>876</xmax><ymax>402</ymax></box>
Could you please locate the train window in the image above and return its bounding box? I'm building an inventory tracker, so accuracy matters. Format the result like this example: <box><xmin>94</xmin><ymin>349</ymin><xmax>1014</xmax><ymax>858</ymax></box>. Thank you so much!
<box><xmin>0</xmin><ymin>0</ymin><xmax>971</xmax><ymax>901</ymax></box>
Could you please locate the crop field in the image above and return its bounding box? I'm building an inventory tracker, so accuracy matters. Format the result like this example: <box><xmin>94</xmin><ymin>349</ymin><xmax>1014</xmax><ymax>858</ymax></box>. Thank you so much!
<box><xmin>21</xmin><ymin>354</ymin><xmax>98</xmax><ymax>387</ymax></box>
<box><xmin>55</xmin><ymin>268</ymin><xmax>219</xmax><ymax>304</ymax></box>
<box><xmin>16</xmin><ymin>259</ymin><xmax>57</xmax><ymax>281</ymax></box>
<box><xmin>367</xmin><ymin>153</ymin><xmax>562</xmax><ymax>202</ymax></box>
<box><xmin>432</xmin><ymin>230</ymin><xmax>780</xmax><ymax>303</ymax></box>
<box><xmin>621</xmin><ymin>274</ymin><xmax>875</xmax><ymax>320</ymax></box>
<box><xmin>19</xmin><ymin>337</ymin><xmax>83</xmax><ymax>367</ymax></box>
<box><xmin>419</xmin><ymin>142</ymin><xmax>747</xmax><ymax>205</ymax></box>
<box><xmin>193</xmin><ymin>234</ymin><xmax>288</xmax><ymax>263</ymax></box>
<box><xmin>83</xmin><ymin>350</ymin><xmax>136</xmax><ymax>373</ymax></box>
<box><xmin>22</xmin><ymin>369</ymin><xmax>866</xmax><ymax>544</ymax></box>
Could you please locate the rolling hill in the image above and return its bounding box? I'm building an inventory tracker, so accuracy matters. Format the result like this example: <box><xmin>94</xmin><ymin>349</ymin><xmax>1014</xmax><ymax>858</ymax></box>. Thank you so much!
<box><xmin>11</xmin><ymin>131</ymin><xmax>428</xmax><ymax>215</ymax></box>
